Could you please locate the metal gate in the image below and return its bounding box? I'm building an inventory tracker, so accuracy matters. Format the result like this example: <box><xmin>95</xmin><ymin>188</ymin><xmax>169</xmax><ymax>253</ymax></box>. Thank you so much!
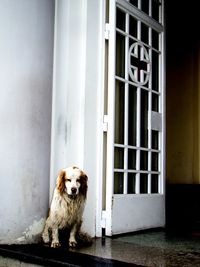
<box><xmin>104</xmin><ymin>0</ymin><xmax>165</xmax><ymax>235</ymax></box>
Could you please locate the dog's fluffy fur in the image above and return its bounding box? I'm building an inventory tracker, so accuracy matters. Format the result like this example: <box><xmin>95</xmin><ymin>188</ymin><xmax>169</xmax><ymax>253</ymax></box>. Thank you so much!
<box><xmin>42</xmin><ymin>166</ymin><xmax>90</xmax><ymax>248</ymax></box>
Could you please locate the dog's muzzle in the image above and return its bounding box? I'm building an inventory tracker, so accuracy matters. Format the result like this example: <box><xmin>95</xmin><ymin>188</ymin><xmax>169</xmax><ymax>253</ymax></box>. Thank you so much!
<box><xmin>71</xmin><ymin>187</ymin><xmax>77</xmax><ymax>195</ymax></box>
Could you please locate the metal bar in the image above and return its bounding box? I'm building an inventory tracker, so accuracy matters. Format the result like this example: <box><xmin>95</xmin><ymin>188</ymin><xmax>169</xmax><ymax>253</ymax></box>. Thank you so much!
<box><xmin>105</xmin><ymin>0</ymin><xmax>116</xmax><ymax>236</ymax></box>
<box><xmin>114</xmin><ymin>169</ymin><xmax>161</xmax><ymax>174</ymax></box>
<box><xmin>117</xmin><ymin>0</ymin><xmax>164</xmax><ymax>32</ymax></box>
<box><xmin>160</xmin><ymin>0</ymin><xmax>166</xmax><ymax>195</ymax></box>
<box><xmin>116</xmin><ymin>28</ymin><xmax>161</xmax><ymax>54</ymax></box>
<box><xmin>123</xmin><ymin>11</ymin><xmax>129</xmax><ymax>194</ymax></box>
<box><xmin>115</xmin><ymin>75</ymin><xmax>161</xmax><ymax>92</ymax></box>
<box><xmin>148</xmin><ymin>26</ymin><xmax>152</xmax><ymax>194</ymax></box>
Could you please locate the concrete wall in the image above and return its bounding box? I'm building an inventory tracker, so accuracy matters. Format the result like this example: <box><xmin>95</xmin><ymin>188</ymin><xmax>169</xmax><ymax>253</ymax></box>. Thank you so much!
<box><xmin>0</xmin><ymin>0</ymin><xmax>55</xmax><ymax>243</ymax></box>
<box><xmin>166</xmin><ymin>55</ymin><xmax>199</xmax><ymax>184</ymax></box>
<box><xmin>50</xmin><ymin>0</ymin><xmax>105</xmax><ymax>237</ymax></box>
<box><xmin>166</xmin><ymin>1</ymin><xmax>200</xmax><ymax>184</ymax></box>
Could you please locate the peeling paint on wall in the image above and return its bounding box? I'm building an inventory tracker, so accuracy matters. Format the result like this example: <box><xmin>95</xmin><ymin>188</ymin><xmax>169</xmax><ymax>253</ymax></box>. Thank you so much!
<box><xmin>16</xmin><ymin>218</ymin><xmax>46</xmax><ymax>244</ymax></box>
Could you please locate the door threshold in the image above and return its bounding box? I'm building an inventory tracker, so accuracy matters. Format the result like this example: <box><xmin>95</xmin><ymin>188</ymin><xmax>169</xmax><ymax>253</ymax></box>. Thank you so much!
<box><xmin>0</xmin><ymin>244</ymin><xmax>142</xmax><ymax>267</ymax></box>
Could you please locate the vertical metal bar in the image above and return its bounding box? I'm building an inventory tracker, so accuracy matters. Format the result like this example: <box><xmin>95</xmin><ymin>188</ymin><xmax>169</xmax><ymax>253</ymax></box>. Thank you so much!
<box><xmin>136</xmin><ymin>86</ymin><xmax>141</xmax><ymax>194</ymax></box>
<box><xmin>124</xmin><ymin>11</ymin><xmax>129</xmax><ymax>194</ymax></box>
<box><xmin>136</xmin><ymin>17</ymin><xmax>141</xmax><ymax>195</ymax></box>
<box><xmin>160</xmin><ymin>0</ymin><xmax>166</xmax><ymax>195</ymax></box>
<box><xmin>148</xmin><ymin>26</ymin><xmax>152</xmax><ymax>194</ymax></box>
<box><xmin>136</xmin><ymin>15</ymin><xmax>141</xmax><ymax>194</ymax></box>
<box><xmin>159</xmin><ymin>0</ymin><xmax>162</xmax><ymax>24</ymax></box>
<box><xmin>105</xmin><ymin>0</ymin><xmax>116</xmax><ymax>236</ymax></box>
<box><xmin>149</xmin><ymin>0</ymin><xmax>152</xmax><ymax>17</ymax></box>
<box><xmin>96</xmin><ymin>0</ymin><xmax>107</xmax><ymax>237</ymax></box>
<box><xmin>138</xmin><ymin>0</ymin><xmax>141</xmax><ymax>10</ymax></box>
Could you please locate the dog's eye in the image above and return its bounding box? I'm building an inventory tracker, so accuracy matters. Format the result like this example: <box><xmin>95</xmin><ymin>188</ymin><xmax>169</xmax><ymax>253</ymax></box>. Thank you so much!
<box><xmin>66</xmin><ymin>179</ymin><xmax>71</xmax><ymax>182</ymax></box>
<box><xmin>76</xmin><ymin>179</ymin><xmax>80</xmax><ymax>183</ymax></box>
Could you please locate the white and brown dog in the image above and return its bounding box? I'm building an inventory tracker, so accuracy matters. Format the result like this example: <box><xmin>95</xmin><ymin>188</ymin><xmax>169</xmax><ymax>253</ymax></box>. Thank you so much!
<box><xmin>42</xmin><ymin>166</ymin><xmax>89</xmax><ymax>248</ymax></box>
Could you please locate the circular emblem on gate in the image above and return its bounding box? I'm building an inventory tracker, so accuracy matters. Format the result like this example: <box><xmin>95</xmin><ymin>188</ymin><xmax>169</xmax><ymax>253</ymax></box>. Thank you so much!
<box><xmin>128</xmin><ymin>42</ymin><xmax>151</xmax><ymax>86</ymax></box>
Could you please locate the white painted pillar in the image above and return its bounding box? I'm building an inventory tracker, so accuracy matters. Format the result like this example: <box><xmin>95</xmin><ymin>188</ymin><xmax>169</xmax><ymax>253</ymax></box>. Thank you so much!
<box><xmin>50</xmin><ymin>0</ymin><xmax>87</xmax><ymax>198</ymax></box>
<box><xmin>50</xmin><ymin>0</ymin><xmax>105</xmax><ymax>237</ymax></box>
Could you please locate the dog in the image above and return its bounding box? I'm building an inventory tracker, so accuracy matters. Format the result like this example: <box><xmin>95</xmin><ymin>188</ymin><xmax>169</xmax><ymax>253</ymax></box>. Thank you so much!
<box><xmin>42</xmin><ymin>166</ymin><xmax>90</xmax><ymax>248</ymax></box>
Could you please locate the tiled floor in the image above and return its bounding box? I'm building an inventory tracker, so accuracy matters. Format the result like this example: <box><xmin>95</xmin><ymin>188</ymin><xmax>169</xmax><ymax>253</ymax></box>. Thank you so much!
<box><xmin>75</xmin><ymin>230</ymin><xmax>200</xmax><ymax>267</ymax></box>
<box><xmin>0</xmin><ymin>231</ymin><xmax>200</xmax><ymax>266</ymax></box>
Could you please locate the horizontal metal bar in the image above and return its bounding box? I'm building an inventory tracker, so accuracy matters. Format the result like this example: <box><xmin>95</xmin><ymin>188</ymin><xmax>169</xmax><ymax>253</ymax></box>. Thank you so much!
<box><xmin>117</xmin><ymin>0</ymin><xmax>164</xmax><ymax>32</ymax></box>
<box><xmin>114</xmin><ymin>169</ymin><xmax>161</xmax><ymax>174</ymax></box>
<box><xmin>114</xmin><ymin>143</ymin><xmax>161</xmax><ymax>153</ymax></box>
<box><xmin>116</xmin><ymin>28</ymin><xmax>161</xmax><ymax>54</ymax></box>
<box><xmin>115</xmin><ymin>76</ymin><xmax>161</xmax><ymax>93</ymax></box>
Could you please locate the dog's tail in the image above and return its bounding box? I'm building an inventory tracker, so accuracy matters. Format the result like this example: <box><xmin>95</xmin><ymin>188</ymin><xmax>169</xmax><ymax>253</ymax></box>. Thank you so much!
<box><xmin>76</xmin><ymin>231</ymin><xmax>93</xmax><ymax>246</ymax></box>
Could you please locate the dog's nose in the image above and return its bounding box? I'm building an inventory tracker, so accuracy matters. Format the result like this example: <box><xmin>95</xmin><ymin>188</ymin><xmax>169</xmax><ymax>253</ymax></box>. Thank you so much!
<box><xmin>71</xmin><ymin>187</ymin><xmax>77</xmax><ymax>194</ymax></box>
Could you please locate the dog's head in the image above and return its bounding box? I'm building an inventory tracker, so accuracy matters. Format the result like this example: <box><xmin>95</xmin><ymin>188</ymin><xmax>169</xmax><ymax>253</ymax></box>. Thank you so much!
<box><xmin>56</xmin><ymin>166</ymin><xmax>88</xmax><ymax>198</ymax></box>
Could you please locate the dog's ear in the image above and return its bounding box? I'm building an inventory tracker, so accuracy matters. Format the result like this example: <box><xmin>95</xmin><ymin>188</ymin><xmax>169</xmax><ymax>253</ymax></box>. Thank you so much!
<box><xmin>80</xmin><ymin>171</ymin><xmax>88</xmax><ymax>198</ymax></box>
<box><xmin>56</xmin><ymin>170</ymin><xmax>66</xmax><ymax>194</ymax></box>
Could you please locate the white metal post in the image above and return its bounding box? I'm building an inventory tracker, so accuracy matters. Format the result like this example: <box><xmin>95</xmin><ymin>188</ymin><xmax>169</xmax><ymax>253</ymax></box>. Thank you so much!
<box><xmin>105</xmin><ymin>0</ymin><xmax>116</xmax><ymax>236</ymax></box>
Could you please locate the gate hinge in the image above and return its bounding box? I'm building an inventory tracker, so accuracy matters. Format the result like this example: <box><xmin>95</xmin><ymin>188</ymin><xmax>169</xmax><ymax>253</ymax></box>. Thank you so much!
<box><xmin>104</xmin><ymin>23</ymin><xmax>110</xmax><ymax>40</ymax></box>
<box><xmin>101</xmin><ymin>210</ymin><xmax>107</xmax><ymax>228</ymax></box>
<box><xmin>103</xmin><ymin>115</ymin><xmax>109</xmax><ymax>132</ymax></box>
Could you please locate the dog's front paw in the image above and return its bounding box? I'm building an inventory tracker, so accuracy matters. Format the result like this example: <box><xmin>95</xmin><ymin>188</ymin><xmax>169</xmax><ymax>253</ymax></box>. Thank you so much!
<box><xmin>42</xmin><ymin>233</ymin><xmax>50</xmax><ymax>244</ymax></box>
<box><xmin>69</xmin><ymin>240</ymin><xmax>77</xmax><ymax>248</ymax></box>
<box><xmin>51</xmin><ymin>241</ymin><xmax>61</xmax><ymax>248</ymax></box>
